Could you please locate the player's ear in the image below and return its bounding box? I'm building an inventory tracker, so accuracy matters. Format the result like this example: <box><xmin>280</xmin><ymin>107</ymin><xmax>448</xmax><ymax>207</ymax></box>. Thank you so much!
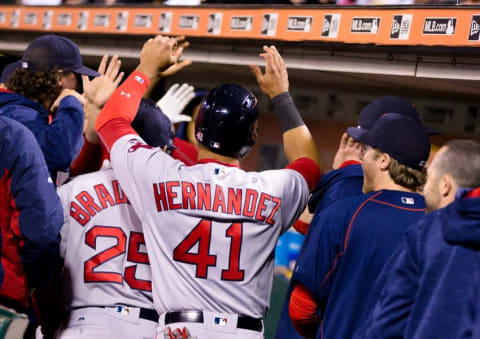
<box><xmin>378</xmin><ymin>152</ymin><xmax>391</xmax><ymax>171</ymax></box>
<box><xmin>439</xmin><ymin>174</ymin><xmax>453</xmax><ymax>198</ymax></box>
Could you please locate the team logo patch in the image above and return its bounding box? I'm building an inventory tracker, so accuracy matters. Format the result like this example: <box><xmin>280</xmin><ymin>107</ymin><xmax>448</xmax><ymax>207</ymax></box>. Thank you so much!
<box><xmin>423</xmin><ymin>17</ymin><xmax>456</xmax><ymax>35</ymax></box>
<box><xmin>261</xmin><ymin>13</ymin><xmax>278</xmax><ymax>36</ymax></box>
<box><xmin>128</xmin><ymin>139</ymin><xmax>153</xmax><ymax>153</ymax></box>
<box><xmin>287</xmin><ymin>16</ymin><xmax>313</xmax><ymax>32</ymax></box>
<box><xmin>351</xmin><ymin>17</ymin><xmax>380</xmax><ymax>34</ymax></box>
<box><xmin>213</xmin><ymin>317</ymin><xmax>228</xmax><ymax>326</ymax></box>
<box><xmin>179</xmin><ymin>15</ymin><xmax>199</xmax><ymax>30</ymax></box>
<box><xmin>469</xmin><ymin>15</ymin><xmax>480</xmax><ymax>40</ymax></box>
<box><xmin>401</xmin><ymin>197</ymin><xmax>415</xmax><ymax>205</ymax></box>
<box><xmin>134</xmin><ymin>76</ymin><xmax>144</xmax><ymax>84</ymax></box>
<box><xmin>322</xmin><ymin>14</ymin><xmax>341</xmax><ymax>38</ymax></box>
<box><xmin>207</xmin><ymin>13</ymin><xmax>222</xmax><ymax>35</ymax></box>
<box><xmin>230</xmin><ymin>16</ymin><xmax>253</xmax><ymax>31</ymax></box>
<box><xmin>116</xmin><ymin>306</ymin><xmax>130</xmax><ymax>315</ymax></box>
<box><xmin>390</xmin><ymin>14</ymin><xmax>412</xmax><ymax>40</ymax></box>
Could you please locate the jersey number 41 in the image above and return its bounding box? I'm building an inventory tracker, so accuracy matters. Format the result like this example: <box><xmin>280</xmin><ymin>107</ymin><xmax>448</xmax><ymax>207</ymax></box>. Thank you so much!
<box><xmin>173</xmin><ymin>219</ymin><xmax>245</xmax><ymax>281</ymax></box>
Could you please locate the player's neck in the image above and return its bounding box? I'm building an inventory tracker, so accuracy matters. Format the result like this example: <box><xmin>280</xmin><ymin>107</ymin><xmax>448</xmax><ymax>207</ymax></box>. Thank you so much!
<box><xmin>197</xmin><ymin>146</ymin><xmax>240</xmax><ymax>166</ymax></box>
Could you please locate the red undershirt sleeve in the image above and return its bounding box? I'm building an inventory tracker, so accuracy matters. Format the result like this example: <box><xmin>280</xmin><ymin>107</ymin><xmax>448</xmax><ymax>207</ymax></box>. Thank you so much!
<box><xmin>293</xmin><ymin>219</ymin><xmax>310</xmax><ymax>235</ymax></box>
<box><xmin>95</xmin><ymin>71</ymin><xmax>150</xmax><ymax>151</ymax></box>
<box><xmin>286</xmin><ymin>157</ymin><xmax>322</xmax><ymax>191</ymax></box>
<box><xmin>290</xmin><ymin>283</ymin><xmax>320</xmax><ymax>338</ymax></box>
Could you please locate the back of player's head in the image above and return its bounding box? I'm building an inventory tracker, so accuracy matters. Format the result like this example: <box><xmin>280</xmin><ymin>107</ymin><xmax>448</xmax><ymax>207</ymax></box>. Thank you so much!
<box><xmin>436</xmin><ymin>140</ymin><xmax>480</xmax><ymax>188</ymax></box>
<box><xmin>21</xmin><ymin>34</ymin><xmax>99</xmax><ymax>77</ymax></box>
<box><xmin>195</xmin><ymin>84</ymin><xmax>259</xmax><ymax>158</ymax></box>
<box><xmin>352</xmin><ymin>113</ymin><xmax>430</xmax><ymax>171</ymax></box>
<box><xmin>132</xmin><ymin>98</ymin><xmax>174</xmax><ymax>148</ymax></box>
<box><xmin>347</xmin><ymin>96</ymin><xmax>438</xmax><ymax>138</ymax></box>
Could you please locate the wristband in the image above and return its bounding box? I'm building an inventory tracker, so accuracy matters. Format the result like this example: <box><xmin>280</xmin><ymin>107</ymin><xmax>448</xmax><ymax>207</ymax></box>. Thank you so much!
<box><xmin>272</xmin><ymin>92</ymin><xmax>305</xmax><ymax>133</ymax></box>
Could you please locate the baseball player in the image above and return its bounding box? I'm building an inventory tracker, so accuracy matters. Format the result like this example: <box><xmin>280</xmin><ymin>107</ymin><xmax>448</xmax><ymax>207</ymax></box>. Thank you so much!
<box><xmin>94</xmin><ymin>36</ymin><xmax>321</xmax><ymax>339</ymax></box>
<box><xmin>0</xmin><ymin>116</ymin><xmax>63</xmax><ymax>338</ymax></box>
<box><xmin>357</xmin><ymin>140</ymin><xmax>480</xmax><ymax>339</ymax></box>
<box><xmin>275</xmin><ymin>96</ymin><xmax>434</xmax><ymax>339</ymax></box>
<box><xmin>289</xmin><ymin>113</ymin><xmax>430</xmax><ymax>339</ymax></box>
<box><xmin>53</xmin><ymin>100</ymin><xmax>176</xmax><ymax>339</ymax></box>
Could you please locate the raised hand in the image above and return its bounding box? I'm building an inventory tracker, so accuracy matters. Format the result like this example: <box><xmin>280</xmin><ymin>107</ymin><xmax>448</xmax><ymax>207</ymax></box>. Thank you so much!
<box><xmin>250</xmin><ymin>45</ymin><xmax>289</xmax><ymax>99</ymax></box>
<box><xmin>137</xmin><ymin>35</ymin><xmax>182</xmax><ymax>80</ymax></box>
<box><xmin>156</xmin><ymin>83</ymin><xmax>195</xmax><ymax>124</ymax></box>
<box><xmin>82</xmin><ymin>54</ymin><xmax>124</xmax><ymax>109</ymax></box>
<box><xmin>332</xmin><ymin>132</ymin><xmax>362</xmax><ymax>169</ymax></box>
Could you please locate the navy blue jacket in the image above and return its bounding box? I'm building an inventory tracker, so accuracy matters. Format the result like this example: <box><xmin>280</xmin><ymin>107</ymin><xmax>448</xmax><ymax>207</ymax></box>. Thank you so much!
<box><xmin>0</xmin><ymin>116</ymin><xmax>63</xmax><ymax>309</ymax></box>
<box><xmin>358</xmin><ymin>188</ymin><xmax>480</xmax><ymax>339</ymax></box>
<box><xmin>0</xmin><ymin>90</ymin><xmax>84</xmax><ymax>177</ymax></box>
<box><xmin>293</xmin><ymin>189</ymin><xmax>425</xmax><ymax>339</ymax></box>
<box><xmin>275</xmin><ymin>164</ymin><xmax>364</xmax><ymax>339</ymax></box>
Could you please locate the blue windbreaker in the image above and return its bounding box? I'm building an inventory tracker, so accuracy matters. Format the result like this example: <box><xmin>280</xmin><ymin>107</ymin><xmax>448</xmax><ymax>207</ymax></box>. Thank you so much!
<box><xmin>0</xmin><ymin>116</ymin><xmax>63</xmax><ymax>309</ymax></box>
<box><xmin>359</xmin><ymin>188</ymin><xmax>480</xmax><ymax>339</ymax></box>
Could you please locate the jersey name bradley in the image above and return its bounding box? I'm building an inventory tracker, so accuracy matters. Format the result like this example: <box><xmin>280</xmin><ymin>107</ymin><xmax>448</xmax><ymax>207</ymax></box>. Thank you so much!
<box><xmin>153</xmin><ymin>181</ymin><xmax>282</xmax><ymax>225</ymax></box>
<box><xmin>69</xmin><ymin>180</ymin><xmax>129</xmax><ymax>226</ymax></box>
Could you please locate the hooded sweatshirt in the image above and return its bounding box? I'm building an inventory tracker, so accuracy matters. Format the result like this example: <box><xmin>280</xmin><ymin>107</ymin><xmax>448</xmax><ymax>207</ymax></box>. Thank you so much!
<box><xmin>359</xmin><ymin>187</ymin><xmax>480</xmax><ymax>339</ymax></box>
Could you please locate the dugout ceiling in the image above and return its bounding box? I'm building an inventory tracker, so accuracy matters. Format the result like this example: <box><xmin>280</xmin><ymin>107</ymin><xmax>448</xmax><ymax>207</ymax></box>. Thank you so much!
<box><xmin>1</xmin><ymin>4</ymin><xmax>480</xmax><ymax>137</ymax></box>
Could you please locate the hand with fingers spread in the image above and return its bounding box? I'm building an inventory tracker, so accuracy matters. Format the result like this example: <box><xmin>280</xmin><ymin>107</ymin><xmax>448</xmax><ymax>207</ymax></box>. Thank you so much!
<box><xmin>159</xmin><ymin>36</ymin><xmax>192</xmax><ymax>78</ymax></box>
<box><xmin>332</xmin><ymin>132</ymin><xmax>362</xmax><ymax>169</ymax></box>
<box><xmin>137</xmin><ymin>35</ymin><xmax>183</xmax><ymax>80</ymax></box>
<box><xmin>156</xmin><ymin>83</ymin><xmax>195</xmax><ymax>124</ymax></box>
<box><xmin>164</xmin><ymin>326</ymin><xmax>197</xmax><ymax>339</ymax></box>
<box><xmin>83</xmin><ymin>54</ymin><xmax>124</xmax><ymax>109</ymax></box>
<box><xmin>250</xmin><ymin>45</ymin><xmax>289</xmax><ymax>99</ymax></box>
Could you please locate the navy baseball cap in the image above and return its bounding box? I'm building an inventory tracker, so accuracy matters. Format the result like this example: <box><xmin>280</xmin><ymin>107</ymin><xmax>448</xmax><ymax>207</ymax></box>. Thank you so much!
<box><xmin>353</xmin><ymin>113</ymin><xmax>430</xmax><ymax>170</ymax></box>
<box><xmin>0</xmin><ymin>60</ymin><xmax>21</xmax><ymax>83</ymax></box>
<box><xmin>347</xmin><ymin>96</ymin><xmax>438</xmax><ymax>138</ymax></box>
<box><xmin>20</xmin><ymin>34</ymin><xmax>99</xmax><ymax>77</ymax></box>
<box><xmin>132</xmin><ymin>98</ymin><xmax>174</xmax><ymax>148</ymax></box>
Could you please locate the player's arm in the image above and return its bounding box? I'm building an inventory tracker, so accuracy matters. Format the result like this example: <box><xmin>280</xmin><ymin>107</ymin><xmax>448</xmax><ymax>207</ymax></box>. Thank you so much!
<box><xmin>289</xmin><ymin>204</ymin><xmax>348</xmax><ymax>335</ymax></box>
<box><xmin>95</xmin><ymin>35</ymin><xmax>182</xmax><ymax>150</ymax></box>
<box><xmin>250</xmin><ymin>46</ymin><xmax>321</xmax><ymax>190</ymax></box>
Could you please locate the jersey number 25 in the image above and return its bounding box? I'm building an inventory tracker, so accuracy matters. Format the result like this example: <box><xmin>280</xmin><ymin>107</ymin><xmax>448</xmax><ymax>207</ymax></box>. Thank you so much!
<box><xmin>83</xmin><ymin>225</ymin><xmax>151</xmax><ymax>291</ymax></box>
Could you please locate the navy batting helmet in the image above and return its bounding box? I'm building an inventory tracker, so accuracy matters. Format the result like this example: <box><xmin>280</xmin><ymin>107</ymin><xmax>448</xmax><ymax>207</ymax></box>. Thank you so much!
<box><xmin>195</xmin><ymin>84</ymin><xmax>259</xmax><ymax>158</ymax></box>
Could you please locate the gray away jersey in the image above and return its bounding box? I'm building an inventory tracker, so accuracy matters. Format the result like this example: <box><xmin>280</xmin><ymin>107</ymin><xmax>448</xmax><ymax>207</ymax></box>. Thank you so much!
<box><xmin>110</xmin><ymin>135</ymin><xmax>310</xmax><ymax>318</ymax></box>
<box><xmin>57</xmin><ymin>164</ymin><xmax>153</xmax><ymax>310</ymax></box>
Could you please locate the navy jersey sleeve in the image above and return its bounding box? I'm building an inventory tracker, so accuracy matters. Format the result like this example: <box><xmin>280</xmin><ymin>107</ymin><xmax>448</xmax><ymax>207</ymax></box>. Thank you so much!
<box><xmin>292</xmin><ymin>202</ymin><xmax>350</xmax><ymax>308</ymax></box>
<box><xmin>0</xmin><ymin>116</ymin><xmax>63</xmax><ymax>288</ymax></box>
<box><xmin>39</xmin><ymin>96</ymin><xmax>85</xmax><ymax>172</ymax></box>
<box><xmin>362</xmin><ymin>221</ymin><xmax>422</xmax><ymax>338</ymax></box>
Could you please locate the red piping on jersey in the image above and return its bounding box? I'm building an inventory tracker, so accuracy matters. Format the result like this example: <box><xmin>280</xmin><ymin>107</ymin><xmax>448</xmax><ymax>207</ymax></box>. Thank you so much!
<box><xmin>339</xmin><ymin>160</ymin><xmax>361</xmax><ymax>169</ymax></box>
<box><xmin>318</xmin><ymin>191</ymin><xmax>383</xmax><ymax>289</ymax></box>
<box><xmin>286</xmin><ymin>157</ymin><xmax>322</xmax><ymax>191</ymax></box>
<box><xmin>467</xmin><ymin>188</ymin><xmax>480</xmax><ymax>198</ymax></box>
<box><xmin>196</xmin><ymin>158</ymin><xmax>241</xmax><ymax>168</ymax></box>
<box><xmin>370</xmin><ymin>199</ymin><xmax>425</xmax><ymax>212</ymax></box>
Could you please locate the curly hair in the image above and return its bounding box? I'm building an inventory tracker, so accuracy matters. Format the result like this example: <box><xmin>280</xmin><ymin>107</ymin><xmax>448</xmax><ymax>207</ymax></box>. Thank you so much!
<box><xmin>6</xmin><ymin>68</ymin><xmax>61</xmax><ymax>109</ymax></box>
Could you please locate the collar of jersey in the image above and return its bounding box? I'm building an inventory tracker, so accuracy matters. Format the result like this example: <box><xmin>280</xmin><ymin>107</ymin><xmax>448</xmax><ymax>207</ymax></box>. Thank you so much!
<box><xmin>196</xmin><ymin>158</ymin><xmax>241</xmax><ymax>168</ymax></box>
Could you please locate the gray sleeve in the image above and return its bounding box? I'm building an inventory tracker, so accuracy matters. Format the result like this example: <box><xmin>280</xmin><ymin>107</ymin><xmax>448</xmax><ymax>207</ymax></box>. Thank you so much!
<box><xmin>271</xmin><ymin>92</ymin><xmax>305</xmax><ymax>133</ymax></box>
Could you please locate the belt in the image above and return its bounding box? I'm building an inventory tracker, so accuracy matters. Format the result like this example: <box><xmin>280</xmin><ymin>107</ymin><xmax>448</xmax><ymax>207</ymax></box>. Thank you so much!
<box><xmin>164</xmin><ymin>311</ymin><xmax>263</xmax><ymax>332</ymax></box>
<box><xmin>72</xmin><ymin>306</ymin><xmax>159</xmax><ymax>323</ymax></box>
